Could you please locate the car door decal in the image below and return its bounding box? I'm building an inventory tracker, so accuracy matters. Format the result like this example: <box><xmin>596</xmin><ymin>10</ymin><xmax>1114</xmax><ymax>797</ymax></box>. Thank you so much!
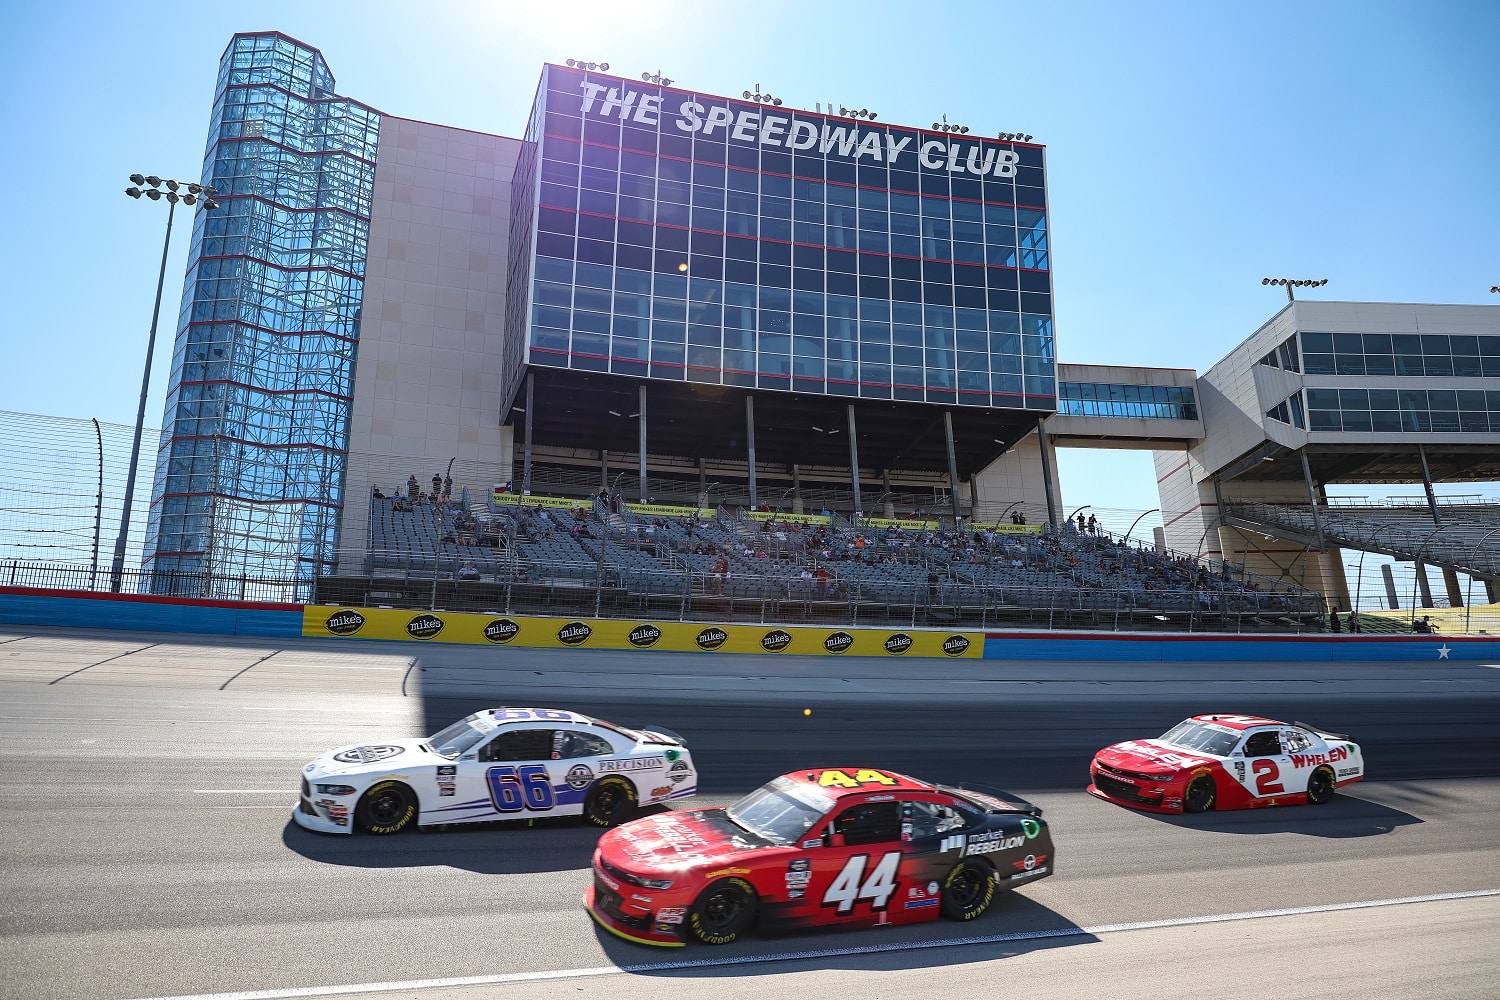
<box><xmin>1251</xmin><ymin>759</ymin><xmax>1285</xmax><ymax>795</ymax></box>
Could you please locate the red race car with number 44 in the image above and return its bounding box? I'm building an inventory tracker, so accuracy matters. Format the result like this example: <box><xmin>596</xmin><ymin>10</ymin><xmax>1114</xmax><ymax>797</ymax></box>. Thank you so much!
<box><xmin>1089</xmin><ymin>714</ymin><xmax>1365</xmax><ymax>814</ymax></box>
<box><xmin>586</xmin><ymin>767</ymin><xmax>1054</xmax><ymax>947</ymax></box>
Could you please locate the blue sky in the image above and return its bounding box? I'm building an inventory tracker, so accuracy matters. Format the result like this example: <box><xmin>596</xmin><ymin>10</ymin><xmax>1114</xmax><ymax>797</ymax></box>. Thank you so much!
<box><xmin>1</xmin><ymin>0</ymin><xmax>1495</xmax><ymax>527</ymax></box>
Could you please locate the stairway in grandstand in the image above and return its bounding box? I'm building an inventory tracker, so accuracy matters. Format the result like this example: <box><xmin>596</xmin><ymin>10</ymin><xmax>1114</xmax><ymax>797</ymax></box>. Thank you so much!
<box><xmin>1222</xmin><ymin>499</ymin><xmax>1500</xmax><ymax>581</ymax></box>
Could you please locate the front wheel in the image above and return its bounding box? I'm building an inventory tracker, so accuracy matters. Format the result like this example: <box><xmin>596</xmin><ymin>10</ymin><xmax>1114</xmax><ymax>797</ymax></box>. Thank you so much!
<box><xmin>1306</xmin><ymin>765</ymin><xmax>1336</xmax><ymax>805</ymax></box>
<box><xmin>940</xmin><ymin>861</ymin><xmax>996</xmax><ymax>921</ymax></box>
<box><xmin>583</xmin><ymin>777</ymin><xmax>637</xmax><ymax>827</ymax></box>
<box><xmin>687</xmin><ymin>878</ymin><xmax>758</xmax><ymax>945</ymax></box>
<box><xmin>1183</xmin><ymin>774</ymin><xmax>1216</xmax><ymax>813</ymax></box>
<box><xmin>355</xmin><ymin>780</ymin><xmax>417</xmax><ymax>834</ymax></box>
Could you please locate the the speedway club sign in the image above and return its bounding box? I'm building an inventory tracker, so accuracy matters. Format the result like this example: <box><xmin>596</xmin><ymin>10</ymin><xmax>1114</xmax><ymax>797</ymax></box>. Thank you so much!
<box><xmin>567</xmin><ymin>77</ymin><xmax>1025</xmax><ymax>179</ymax></box>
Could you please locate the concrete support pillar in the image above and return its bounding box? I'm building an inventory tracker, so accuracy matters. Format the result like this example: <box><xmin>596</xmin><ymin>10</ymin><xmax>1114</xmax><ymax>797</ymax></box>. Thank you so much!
<box><xmin>1299</xmin><ymin>450</ymin><xmax>1325</xmax><ymax>550</ymax></box>
<box><xmin>600</xmin><ymin>449</ymin><xmax>609</xmax><ymax>490</ymax></box>
<box><xmin>1035</xmin><ymin>420</ymin><xmax>1060</xmax><ymax>529</ymax></box>
<box><xmin>943</xmin><ymin>410</ymin><xmax>962</xmax><ymax>527</ymax></box>
<box><xmin>847</xmin><ymin>404</ymin><xmax>863</xmax><ymax>521</ymax></box>
<box><xmin>521</xmin><ymin>372</ymin><xmax>534</xmax><ymax>496</ymax></box>
<box><xmin>969</xmin><ymin>474</ymin><xmax>981</xmax><ymax>522</ymax></box>
<box><xmin>1487</xmin><ymin>579</ymin><xmax>1499</xmax><ymax>604</ymax></box>
<box><xmin>1415</xmin><ymin>561</ymin><xmax>1435</xmax><ymax>608</ymax></box>
<box><xmin>1417</xmin><ymin>444</ymin><xmax>1441</xmax><ymax>526</ymax></box>
<box><xmin>745</xmin><ymin>394</ymin><xmax>757</xmax><ymax>509</ymax></box>
<box><xmin>637</xmin><ymin>384</ymin><xmax>648</xmax><ymax>504</ymax></box>
<box><xmin>1381</xmin><ymin>563</ymin><xmax>1400</xmax><ymax>609</ymax></box>
<box><xmin>882</xmin><ymin>469</ymin><xmax>894</xmax><ymax>518</ymax></box>
<box><xmin>1442</xmin><ymin>566</ymin><xmax>1464</xmax><ymax>607</ymax></box>
<box><xmin>791</xmin><ymin>465</ymin><xmax>803</xmax><ymax>515</ymax></box>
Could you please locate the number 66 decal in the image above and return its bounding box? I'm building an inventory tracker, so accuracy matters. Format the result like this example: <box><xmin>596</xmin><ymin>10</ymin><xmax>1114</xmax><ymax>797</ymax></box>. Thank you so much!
<box><xmin>1251</xmin><ymin>759</ymin><xmax>1285</xmax><ymax>795</ymax></box>
<box><xmin>487</xmin><ymin>765</ymin><xmax>556</xmax><ymax>812</ymax></box>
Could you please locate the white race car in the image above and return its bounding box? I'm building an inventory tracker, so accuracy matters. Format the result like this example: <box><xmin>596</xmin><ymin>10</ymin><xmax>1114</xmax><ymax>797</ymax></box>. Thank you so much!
<box><xmin>294</xmin><ymin>708</ymin><xmax>697</xmax><ymax>834</ymax></box>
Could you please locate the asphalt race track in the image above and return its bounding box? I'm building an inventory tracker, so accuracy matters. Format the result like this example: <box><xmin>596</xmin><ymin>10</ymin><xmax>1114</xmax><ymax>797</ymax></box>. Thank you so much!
<box><xmin>0</xmin><ymin>625</ymin><xmax>1497</xmax><ymax>1000</ymax></box>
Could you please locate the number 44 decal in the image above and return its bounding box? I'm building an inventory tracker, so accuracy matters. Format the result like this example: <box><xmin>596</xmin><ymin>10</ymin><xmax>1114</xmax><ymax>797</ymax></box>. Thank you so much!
<box><xmin>823</xmin><ymin>852</ymin><xmax>901</xmax><ymax>914</ymax></box>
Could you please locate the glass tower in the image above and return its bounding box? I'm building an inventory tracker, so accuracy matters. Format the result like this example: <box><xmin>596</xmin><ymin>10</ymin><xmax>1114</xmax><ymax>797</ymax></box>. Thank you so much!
<box><xmin>144</xmin><ymin>32</ymin><xmax>380</xmax><ymax>591</ymax></box>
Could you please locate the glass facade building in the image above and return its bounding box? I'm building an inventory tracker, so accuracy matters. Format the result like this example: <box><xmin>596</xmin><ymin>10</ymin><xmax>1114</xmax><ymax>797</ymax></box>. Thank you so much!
<box><xmin>1057</xmin><ymin>381</ymin><xmax>1198</xmax><ymax>420</ymax></box>
<box><xmin>145</xmin><ymin>32</ymin><xmax>380</xmax><ymax>587</ymax></box>
<box><xmin>504</xmin><ymin>65</ymin><xmax>1055</xmax><ymax>414</ymax></box>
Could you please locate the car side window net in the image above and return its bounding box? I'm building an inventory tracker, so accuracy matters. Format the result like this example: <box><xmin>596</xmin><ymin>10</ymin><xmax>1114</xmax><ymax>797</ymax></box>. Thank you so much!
<box><xmin>1243</xmin><ymin>731</ymin><xmax>1282</xmax><ymax>758</ymax></box>
<box><xmin>482</xmin><ymin>729</ymin><xmax>557</xmax><ymax>762</ymax></box>
<box><xmin>836</xmin><ymin>801</ymin><xmax>903</xmax><ymax>846</ymax></box>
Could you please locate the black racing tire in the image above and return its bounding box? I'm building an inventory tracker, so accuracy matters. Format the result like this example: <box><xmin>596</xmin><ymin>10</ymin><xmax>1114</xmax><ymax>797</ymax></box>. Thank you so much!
<box><xmin>1183</xmin><ymin>774</ymin><xmax>1217</xmax><ymax>813</ymax></box>
<box><xmin>582</xmin><ymin>777</ymin><xmax>638</xmax><ymax>828</ymax></box>
<box><xmin>940</xmin><ymin>860</ymin><xmax>997</xmax><ymax>921</ymax></box>
<box><xmin>1306</xmin><ymin>765</ymin><xmax>1336</xmax><ymax>805</ymax></box>
<box><xmin>355</xmin><ymin>780</ymin><xmax>417</xmax><ymax>834</ymax></box>
<box><xmin>687</xmin><ymin>878</ymin><xmax>758</xmax><ymax>945</ymax></box>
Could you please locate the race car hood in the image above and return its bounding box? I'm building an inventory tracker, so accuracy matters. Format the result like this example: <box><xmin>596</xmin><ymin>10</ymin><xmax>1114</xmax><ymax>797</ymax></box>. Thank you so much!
<box><xmin>601</xmin><ymin>808</ymin><xmax>767</xmax><ymax>874</ymax></box>
<box><xmin>303</xmin><ymin>737</ymin><xmax>432</xmax><ymax>779</ymax></box>
<box><xmin>1096</xmin><ymin>739</ymin><xmax>1213</xmax><ymax>775</ymax></box>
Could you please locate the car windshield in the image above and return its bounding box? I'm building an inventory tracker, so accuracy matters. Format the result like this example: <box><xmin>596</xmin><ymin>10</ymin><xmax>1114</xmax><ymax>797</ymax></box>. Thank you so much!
<box><xmin>725</xmin><ymin>777</ymin><xmax>833</xmax><ymax>846</ymax></box>
<box><xmin>426</xmin><ymin>714</ymin><xmax>493</xmax><ymax>760</ymax></box>
<box><xmin>1158</xmin><ymin>720</ymin><xmax>1240</xmax><ymax>757</ymax></box>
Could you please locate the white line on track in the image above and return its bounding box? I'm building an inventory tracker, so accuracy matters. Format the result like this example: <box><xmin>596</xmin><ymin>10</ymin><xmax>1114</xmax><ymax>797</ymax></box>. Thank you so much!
<box><xmin>128</xmin><ymin>888</ymin><xmax>1500</xmax><ymax>1000</ymax></box>
<box><xmin>191</xmin><ymin>790</ymin><xmax>290</xmax><ymax>794</ymax></box>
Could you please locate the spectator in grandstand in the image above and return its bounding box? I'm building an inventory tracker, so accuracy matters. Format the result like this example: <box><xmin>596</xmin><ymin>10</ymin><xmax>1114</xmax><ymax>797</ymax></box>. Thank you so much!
<box><xmin>407</xmin><ymin>474</ymin><xmax>419</xmax><ymax>499</ymax></box>
<box><xmin>430</xmin><ymin>473</ymin><xmax>441</xmax><ymax>495</ymax></box>
<box><xmin>372</xmin><ymin>487</ymin><xmax>386</xmax><ymax>499</ymax></box>
<box><xmin>927</xmin><ymin>569</ymin><xmax>940</xmax><ymax>603</ymax></box>
<box><xmin>1328</xmin><ymin>605</ymin><xmax>1342</xmax><ymax>632</ymax></box>
<box><xmin>1413</xmin><ymin>615</ymin><xmax>1434</xmax><ymax>634</ymax></box>
<box><xmin>443</xmin><ymin>474</ymin><xmax>453</xmax><ymax>498</ymax></box>
<box><xmin>458</xmin><ymin>561</ymin><xmax>480</xmax><ymax>581</ymax></box>
<box><xmin>1087</xmin><ymin>514</ymin><xmax>1098</xmax><ymax>534</ymax></box>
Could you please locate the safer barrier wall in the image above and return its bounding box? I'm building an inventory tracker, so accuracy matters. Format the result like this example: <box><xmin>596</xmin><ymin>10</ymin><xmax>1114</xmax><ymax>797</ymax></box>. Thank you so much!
<box><xmin>0</xmin><ymin>587</ymin><xmax>305</xmax><ymax>637</ymax></box>
<box><xmin>3</xmin><ymin>587</ymin><xmax>1496</xmax><ymax>661</ymax></box>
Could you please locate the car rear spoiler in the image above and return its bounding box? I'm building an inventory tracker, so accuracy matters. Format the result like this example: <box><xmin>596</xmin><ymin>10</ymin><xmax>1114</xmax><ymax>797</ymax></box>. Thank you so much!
<box><xmin>640</xmin><ymin>725</ymin><xmax>686</xmax><ymax>746</ymax></box>
<box><xmin>938</xmin><ymin>783</ymin><xmax>1043</xmax><ymax>817</ymax></box>
<box><xmin>1294</xmin><ymin>720</ymin><xmax>1349</xmax><ymax>740</ymax></box>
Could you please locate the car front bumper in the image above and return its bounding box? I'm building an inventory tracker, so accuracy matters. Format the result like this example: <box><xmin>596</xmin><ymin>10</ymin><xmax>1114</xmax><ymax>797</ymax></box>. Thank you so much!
<box><xmin>292</xmin><ymin>784</ymin><xmax>356</xmax><ymax>834</ymax></box>
<box><xmin>584</xmin><ymin>880</ymin><xmax>688</xmax><ymax>947</ymax></box>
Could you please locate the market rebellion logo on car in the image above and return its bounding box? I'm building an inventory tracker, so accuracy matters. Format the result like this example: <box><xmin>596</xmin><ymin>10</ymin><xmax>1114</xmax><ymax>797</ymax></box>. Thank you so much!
<box><xmin>406</xmin><ymin>614</ymin><xmax>445</xmax><ymax>640</ymax></box>
<box><xmin>483</xmin><ymin>618</ymin><xmax>520</xmax><ymax>643</ymax></box>
<box><xmin>557</xmin><ymin>621</ymin><xmax>593</xmax><ymax>646</ymax></box>
<box><xmin>325</xmin><ymin>609</ymin><xmax>366</xmax><ymax>635</ymax></box>
<box><xmin>761</xmin><ymin>629</ymin><xmax>793</xmax><ymax>652</ymax></box>
<box><xmin>696</xmin><ymin>627</ymin><xmax>729</xmax><ymax>650</ymax></box>
<box><xmin>628</xmin><ymin>624</ymin><xmax>662</xmax><ymax>648</ymax></box>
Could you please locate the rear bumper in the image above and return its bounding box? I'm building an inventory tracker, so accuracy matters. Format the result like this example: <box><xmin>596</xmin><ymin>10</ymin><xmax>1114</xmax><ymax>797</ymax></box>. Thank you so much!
<box><xmin>584</xmin><ymin>884</ymin><xmax>686</xmax><ymax>947</ymax></box>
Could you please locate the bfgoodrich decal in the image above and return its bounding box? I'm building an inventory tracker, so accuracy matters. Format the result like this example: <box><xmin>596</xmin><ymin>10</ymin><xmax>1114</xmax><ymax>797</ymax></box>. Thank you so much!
<box><xmin>558</xmin><ymin>621</ymin><xmax>593</xmax><ymax>646</ymax></box>
<box><xmin>325</xmin><ymin>609</ymin><xmax>365</xmax><ymax>635</ymax></box>
<box><xmin>406</xmin><ymin>614</ymin><xmax>444</xmax><ymax>640</ymax></box>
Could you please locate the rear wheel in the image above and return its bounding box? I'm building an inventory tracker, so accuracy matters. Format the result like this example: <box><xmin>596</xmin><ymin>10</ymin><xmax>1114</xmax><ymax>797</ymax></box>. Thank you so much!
<box><xmin>582</xmin><ymin>777</ymin><xmax>637</xmax><ymax>827</ymax></box>
<box><xmin>1306</xmin><ymin>765</ymin><xmax>1336</xmax><ymax>805</ymax></box>
<box><xmin>355</xmin><ymin>780</ymin><xmax>416</xmax><ymax>834</ymax></box>
<box><xmin>940</xmin><ymin>861</ymin><xmax>996</xmax><ymax>921</ymax></box>
<box><xmin>1183</xmin><ymin>775</ymin><xmax>1216</xmax><ymax>813</ymax></box>
<box><xmin>687</xmin><ymin>878</ymin><xmax>757</xmax><ymax>945</ymax></box>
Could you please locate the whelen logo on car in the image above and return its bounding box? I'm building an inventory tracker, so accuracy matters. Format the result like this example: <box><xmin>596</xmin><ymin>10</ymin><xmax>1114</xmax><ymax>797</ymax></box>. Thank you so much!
<box><xmin>325</xmin><ymin>610</ymin><xmax>365</xmax><ymax>635</ymax></box>
<box><xmin>483</xmin><ymin>618</ymin><xmax>520</xmax><ymax>643</ymax></box>
<box><xmin>558</xmin><ymin>621</ymin><xmax>593</xmax><ymax>646</ymax></box>
<box><xmin>696</xmin><ymin>627</ymin><xmax>729</xmax><ymax>650</ymax></box>
<box><xmin>824</xmin><ymin>631</ymin><xmax>854</xmax><ymax>653</ymax></box>
<box><xmin>628</xmin><ymin>624</ymin><xmax>662</xmax><ymax>647</ymax></box>
<box><xmin>761</xmin><ymin>629</ymin><xmax>793</xmax><ymax>652</ymax></box>
<box><xmin>942</xmin><ymin>634</ymin><xmax>971</xmax><ymax>656</ymax></box>
<box><xmin>406</xmin><ymin>614</ymin><xmax>445</xmax><ymax>640</ymax></box>
<box><xmin>884</xmin><ymin>632</ymin><xmax>913</xmax><ymax>654</ymax></box>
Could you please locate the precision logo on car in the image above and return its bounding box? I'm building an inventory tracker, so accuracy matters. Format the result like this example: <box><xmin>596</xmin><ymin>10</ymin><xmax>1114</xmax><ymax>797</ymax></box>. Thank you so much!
<box><xmin>824</xmin><ymin>631</ymin><xmax>854</xmax><ymax>653</ymax></box>
<box><xmin>558</xmin><ymin>621</ymin><xmax>593</xmax><ymax>646</ymax></box>
<box><xmin>406</xmin><ymin>614</ymin><xmax>445</xmax><ymax>640</ymax></box>
<box><xmin>325</xmin><ymin>610</ymin><xmax>366</xmax><ymax>635</ymax></box>
<box><xmin>696</xmin><ymin>627</ymin><xmax>728</xmax><ymax>650</ymax></box>
<box><xmin>761</xmin><ymin>629</ymin><xmax>793</xmax><ymax>652</ymax></box>
<box><xmin>483</xmin><ymin>618</ymin><xmax>520</xmax><ymax>643</ymax></box>
<box><xmin>628</xmin><ymin>624</ymin><xmax>662</xmax><ymax>647</ymax></box>
<box><xmin>942</xmin><ymin>634</ymin><xmax>971</xmax><ymax>656</ymax></box>
<box><xmin>884</xmin><ymin>632</ymin><xmax>913</xmax><ymax>654</ymax></box>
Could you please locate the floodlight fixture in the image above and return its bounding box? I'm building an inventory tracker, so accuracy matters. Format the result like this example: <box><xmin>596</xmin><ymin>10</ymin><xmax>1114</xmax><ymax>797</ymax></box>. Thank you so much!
<box><xmin>642</xmin><ymin>70</ymin><xmax>673</xmax><ymax>86</ymax></box>
<box><xmin>934</xmin><ymin>114</ymin><xmax>969</xmax><ymax>134</ymax></box>
<box><xmin>1262</xmin><ymin>277</ymin><xmax>1329</xmax><ymax>301</ymax></box>
<box><xmin>565</xmin><ymin>58</ymin><xmax>610</xmax><ymax>71</ymax></box>
<box><xmin>744</xmin><ymin>83</ymin><xmax>782</xmax><ymax>106</ymax></box>
<box><xmin>997</xmin><ymin>131</ymin><xmax>1034</xmax><ymax>142</ymax></box>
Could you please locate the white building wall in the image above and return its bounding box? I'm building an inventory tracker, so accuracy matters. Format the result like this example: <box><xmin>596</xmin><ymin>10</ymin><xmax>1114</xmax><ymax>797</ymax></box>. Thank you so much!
<box><xmin>340</xmin><ymin>117</ymin><xmax>521</xmax><ymax>562</ymax></box>
<box><xmin>972</xmin><ymin>430</ymin><xmax>1058</xmax><ymax>525</ymax></box>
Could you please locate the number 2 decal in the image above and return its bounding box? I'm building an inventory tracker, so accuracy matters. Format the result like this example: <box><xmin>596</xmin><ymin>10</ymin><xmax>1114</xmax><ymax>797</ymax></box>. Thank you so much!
<box><xmin>822</xmin><ymin>852</ymin><xmax>901</xmax><ymax>914</ymax></box>
<box><xmin>1252</xmin><ymin>759</ymin><xmax>1285</xmax><ymax>795</ymax></box>
<box><xmin>486</xmin><ymin>765</ymin><xmax>555</xmax><ymax>812</ymax></box>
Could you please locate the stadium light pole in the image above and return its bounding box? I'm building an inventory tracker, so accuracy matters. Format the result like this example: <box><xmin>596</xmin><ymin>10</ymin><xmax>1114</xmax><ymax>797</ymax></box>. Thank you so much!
<box><xmin>111</xmin><ymin>175</ymin><xmax>219</xmax><ymax>593</ymax></box>
<box><xmin>1261</xmin><ymin>277</ymin><xmax>1328</xmax><ymax>302</ymax></box>
<box><xmin>1124</xmin><ymin>508</ymin><xmax>1160</xmax><ymax>543</ymax></box>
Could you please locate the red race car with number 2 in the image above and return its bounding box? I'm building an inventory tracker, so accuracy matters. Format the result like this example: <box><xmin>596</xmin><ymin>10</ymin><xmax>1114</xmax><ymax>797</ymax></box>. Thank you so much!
<box><xmin>1089</xmin><ymin>714</ymin><xmax>1365</xmax><ymax>814</ymax></box>
<box><xmin>586</xmin><ymin>767</ymin><xmax>1053</xmax><ymax>947</ymax></box>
